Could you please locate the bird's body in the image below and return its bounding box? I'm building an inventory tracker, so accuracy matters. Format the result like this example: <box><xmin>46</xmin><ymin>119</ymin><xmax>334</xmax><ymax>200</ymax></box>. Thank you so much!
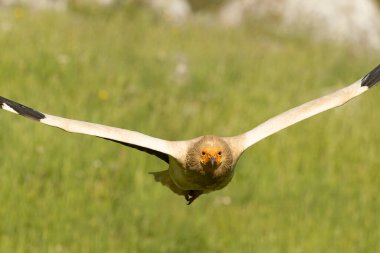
<box><xmin>149</xmin><ymin>135</ymin><xmax>238</xmax><ymax>203</ymax></box>
<box><xmin>1</xmin><ymin>64</ymin><xmax>380</xmax><ymax>204</ymax></box>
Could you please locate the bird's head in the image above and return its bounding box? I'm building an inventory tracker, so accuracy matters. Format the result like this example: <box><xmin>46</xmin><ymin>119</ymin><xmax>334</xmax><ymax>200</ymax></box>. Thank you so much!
<box><xmin>187</xmin><ymin>135</ymin><xmax>233</xmax><ymax>173</ymax></box>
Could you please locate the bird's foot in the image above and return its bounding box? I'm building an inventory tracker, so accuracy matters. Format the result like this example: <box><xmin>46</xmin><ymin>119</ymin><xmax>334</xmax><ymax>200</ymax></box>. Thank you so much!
<box><xmin>185</xmin><ymin>190</ymin><xmax>203</xmax><ymax>205</ymax></box>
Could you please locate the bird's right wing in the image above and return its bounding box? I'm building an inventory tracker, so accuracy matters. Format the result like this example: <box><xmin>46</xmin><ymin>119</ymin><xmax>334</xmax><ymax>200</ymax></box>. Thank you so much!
<box><xmin>0</xmin><ymin>96</ymin><xmax>186</xmax><ymax>163</ymax></box>
<box><xmin>229</xmin><ymin>64</ymin><xmax>380</xmax><ymax>152</ymax></box>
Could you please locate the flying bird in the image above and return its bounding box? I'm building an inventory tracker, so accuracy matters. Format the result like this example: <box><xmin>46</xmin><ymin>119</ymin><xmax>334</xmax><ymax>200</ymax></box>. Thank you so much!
<box><xmin>1</xmin><ymin>64</ymin><xmax>380</xmax><ymax>204</ymax></box>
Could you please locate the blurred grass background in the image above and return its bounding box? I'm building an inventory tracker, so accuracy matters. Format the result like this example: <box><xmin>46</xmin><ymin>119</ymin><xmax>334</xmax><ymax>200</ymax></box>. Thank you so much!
<box><xmin>0</xmin><ymin>4</ymin><xmax>380</xmax><ymax>253</ymax></box>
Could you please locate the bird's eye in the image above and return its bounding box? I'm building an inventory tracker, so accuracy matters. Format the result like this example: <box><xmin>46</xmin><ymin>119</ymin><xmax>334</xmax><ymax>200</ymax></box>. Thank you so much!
<box><xmin>218</xmin><ymin>151</ymin><xmax>222</xmax><ymax>156</ymax></box>
<box><xmin>201</xmin><ymin>151</ymin><xmax>206</xmax><ymax>156</ymax></box>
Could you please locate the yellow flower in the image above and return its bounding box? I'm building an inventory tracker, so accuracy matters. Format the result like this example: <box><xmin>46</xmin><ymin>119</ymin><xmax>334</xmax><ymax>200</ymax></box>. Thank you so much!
<box><xmin>13</xmin><ymin>7</ymin><xmax>25</xmax><ymax>20</ymax></box>
<box><xmin>98</xmin><ymin>89</ymin><xmax>109</xmax><ymax>101</ymax></box>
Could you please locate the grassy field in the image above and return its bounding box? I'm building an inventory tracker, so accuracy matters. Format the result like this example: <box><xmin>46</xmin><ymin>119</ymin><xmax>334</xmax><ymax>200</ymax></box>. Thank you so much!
<box><xmin>0</xmin><ymin>5</ymin><xmax>380</xmax><ymax>253</ymax></box>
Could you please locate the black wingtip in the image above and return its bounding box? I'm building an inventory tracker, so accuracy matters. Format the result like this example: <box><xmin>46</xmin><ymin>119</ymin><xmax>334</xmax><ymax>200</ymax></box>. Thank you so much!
<box><xmin>361</xmin><ymin>64</ymin><xmax>380</xmax><ymax>88</ymax></box>
<box><xmin>0</xmin><ymin>96</ymin><xmax>46</xmax><ymax>121</ymax></box>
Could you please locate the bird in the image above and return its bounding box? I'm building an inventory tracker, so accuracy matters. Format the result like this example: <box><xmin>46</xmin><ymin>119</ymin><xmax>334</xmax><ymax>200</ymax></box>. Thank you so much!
<box><xmin>1</xmin><ymin>64</ymin><xmax>380</xmax><ymax>204</ymax></box>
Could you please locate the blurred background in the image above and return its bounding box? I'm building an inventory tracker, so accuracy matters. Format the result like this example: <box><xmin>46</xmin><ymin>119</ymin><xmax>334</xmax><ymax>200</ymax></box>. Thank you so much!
<box><xmin>0</xmin><ymin>0</ymin><xmax>380</xmax><ymax>252</ymax></box>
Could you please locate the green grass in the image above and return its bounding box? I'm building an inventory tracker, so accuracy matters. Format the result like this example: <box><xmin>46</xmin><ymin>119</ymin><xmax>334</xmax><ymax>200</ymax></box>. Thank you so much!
<box><xmin>0</xmin><ymin>6</ymin><xmax>380</xmax><ymax>253</ymax></box>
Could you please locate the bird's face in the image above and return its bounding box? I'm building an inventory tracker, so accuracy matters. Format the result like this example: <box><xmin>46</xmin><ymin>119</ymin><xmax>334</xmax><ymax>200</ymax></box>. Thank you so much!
<box><xmin>200</xmin><ymin>146</ymin><xmax>223</xmax><ymax>169</ymax></box>
<box><xmin>186</xmin><ymin>135</ymin><xmax>233</xmax><ymax>176</ymax></box>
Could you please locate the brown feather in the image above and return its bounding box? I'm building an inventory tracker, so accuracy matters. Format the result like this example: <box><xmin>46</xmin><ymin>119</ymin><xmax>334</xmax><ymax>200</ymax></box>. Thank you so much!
<box><xmin>184</xmin><ymin>136</ymin><xmax>234</xmax><ymax>191</ymax></box>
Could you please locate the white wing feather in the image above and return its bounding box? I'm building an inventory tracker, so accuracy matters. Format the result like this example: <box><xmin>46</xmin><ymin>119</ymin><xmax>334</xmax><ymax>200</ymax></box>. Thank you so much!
<box><xmin>41</xmin><ymin>114</ymin><xmax>178</xmax><ymax>157</ymax></box>
<box><xmin>233</xmin><ymin>64</ymin><xmax>380</xmax><ymax>151</ymax></box>
<box><xmin>0</xmin><ymin>96</ymin><xmax>184</xmax><ymax>159</ymax></box>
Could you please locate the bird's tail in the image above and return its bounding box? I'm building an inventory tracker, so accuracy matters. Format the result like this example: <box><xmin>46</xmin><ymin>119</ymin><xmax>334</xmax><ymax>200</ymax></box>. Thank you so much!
<box><xmin>149</xmin><ymin>170</ymin><xmax>187</xmax><ymax>196</ymax></box>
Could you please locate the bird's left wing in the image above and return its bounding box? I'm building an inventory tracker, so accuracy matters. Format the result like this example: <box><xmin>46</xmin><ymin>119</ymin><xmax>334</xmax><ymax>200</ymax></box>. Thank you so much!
<box><xmin>0</xmin><ymin>96</ymin><xmax>183</xmax><ymax>163</ymax></box>
<box><xmin>231</xmin><ymin>64</ymin><xmax>380</xmax><ymax>152</ymax></box>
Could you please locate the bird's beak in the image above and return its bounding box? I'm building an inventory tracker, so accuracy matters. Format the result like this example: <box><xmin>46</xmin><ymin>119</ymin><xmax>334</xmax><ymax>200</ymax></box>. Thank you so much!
<box><xmin>210</xmin><ymin>156</ymin><xmax>216</xmax><ymax>168</ymax></box>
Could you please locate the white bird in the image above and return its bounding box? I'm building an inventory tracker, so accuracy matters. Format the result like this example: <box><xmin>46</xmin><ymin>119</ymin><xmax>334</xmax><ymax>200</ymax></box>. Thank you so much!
<box><xmin>1</xmin><ymin>64</ymin><xmax>379</xmax><ymax>204</ymax></box>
